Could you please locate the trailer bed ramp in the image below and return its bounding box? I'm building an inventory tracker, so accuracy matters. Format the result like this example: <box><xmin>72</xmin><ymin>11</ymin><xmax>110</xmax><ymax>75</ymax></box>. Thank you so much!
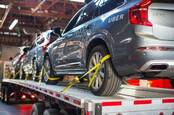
<box><xmin>2</xmin><ymin>79</ymin><xmax>174</xmax><ymax>115</ymax></box>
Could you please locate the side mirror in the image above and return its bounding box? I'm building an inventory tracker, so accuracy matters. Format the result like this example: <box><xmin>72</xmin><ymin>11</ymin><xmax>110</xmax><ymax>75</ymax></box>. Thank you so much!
<box><xmin>9</xmin><ymin>57</ymin><xmax>13</xmax><ymax>61</ymax></box>
<box><xmin>52</xmin><ymin>27</ymin><xmax>62</xmax><ymax>37</ymax></box>
<box><xmin>23</xmin><ymin>47</ymin><xmax>30</xmax><ymax>53</ymax></box>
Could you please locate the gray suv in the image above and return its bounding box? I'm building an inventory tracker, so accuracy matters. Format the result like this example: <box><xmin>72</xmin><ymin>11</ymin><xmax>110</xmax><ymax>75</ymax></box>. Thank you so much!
<box><xmin>22</xmin><ymin>29</ymin><xmax>60</xmax><ymax>81</ymax></box>
<box><xmin>44</xmin><ymin>0</ymin><xmax>174</xmax><ymax>96</ymax></box>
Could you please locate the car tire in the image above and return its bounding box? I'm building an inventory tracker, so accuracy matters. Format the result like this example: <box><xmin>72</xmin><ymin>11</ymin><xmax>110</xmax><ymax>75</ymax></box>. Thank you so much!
<box><xmin>43</xmin><ymin>109</ymin><xmax>60</xmax><ymax>115</ymax></box>
<box><xmin>19</xmin><ymin>68</ymin><xmax>25</xmax><ymax>80</ymax></box>
<box><xmin>32</xmin><ymin>60</ymin><xmax>39</xmax><ymax>81</ymax></box>
<box><xmin>31</xmin><ymin>103</ymin><xmax>46</xmax><ymax>115</ymax></box>
<box><xmin>43</xmin><ymin>55</ymin><xmax>58</xmax><ymax>85</ymax></box>
<box><xmin>87</xmin><ymin>45</ymin><xmax>122</xmax><ymax>96</ymax></box>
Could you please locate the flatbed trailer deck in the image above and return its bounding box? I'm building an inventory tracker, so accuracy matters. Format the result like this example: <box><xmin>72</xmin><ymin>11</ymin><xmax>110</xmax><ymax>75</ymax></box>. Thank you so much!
<box><xmin>1</xmin><ymin>79</ymin><xmax>174</xmax><ymax>115</ymax></box>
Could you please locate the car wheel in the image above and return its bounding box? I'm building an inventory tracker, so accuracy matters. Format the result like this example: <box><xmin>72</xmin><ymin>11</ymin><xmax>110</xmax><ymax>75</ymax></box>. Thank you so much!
<box><xmin>19</xmin><ymin>68</ymin><xmax>25</xmax><ymax>80</ymax></box>
<box><xmin>87</xmin><ymin>45</ymin><xmax>122</xmax><ymax>96</ymax></box>
<box><xmin>32</xmin><ymin>60</ymin><xmax>39</xmax><ymax>81</ymax></box>
<box><xmin>43</xmin><ymin>56</ymin><xmax>58</xmax><ymax>85</ymax></box>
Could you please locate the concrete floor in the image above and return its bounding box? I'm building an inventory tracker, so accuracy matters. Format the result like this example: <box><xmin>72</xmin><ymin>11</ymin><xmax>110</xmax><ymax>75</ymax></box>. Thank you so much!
<box><xmin>0</xmin><ymin>102</ymin><xmax>32</xmax><ymax>115</ymax></box>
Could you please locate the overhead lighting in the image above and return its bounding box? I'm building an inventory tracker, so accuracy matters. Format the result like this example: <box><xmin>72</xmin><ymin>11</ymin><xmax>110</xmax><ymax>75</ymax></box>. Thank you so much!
<box><xmin>9</xmin><ymin>19</ymin><xmax>18</xmax><ymax>30</ymax></box>
<box><xmin>0</xmin><ymin>4</ymin><xmax>8</xmax><ymax>9</ymax></box>
<box><xmin>69</xmin><ymin>0</ymin><xmax>84</xmax><ymax>3</ymax></box>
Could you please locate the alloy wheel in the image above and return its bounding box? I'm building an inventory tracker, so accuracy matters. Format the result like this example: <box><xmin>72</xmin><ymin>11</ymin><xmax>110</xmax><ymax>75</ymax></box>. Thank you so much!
<box><xmin>32</xmin><ymin>60</ymin><xmax>37</xmax><ymax>80</ymax></box>
<box><xmin>44</xmin><ymin>59</ymin><xmax>51</xmax><ymax>82</ymax></box>
<box><xmin>88</xmin><ymin>52</ymin><xmax>105</xmax><ymax>90</ymax></box>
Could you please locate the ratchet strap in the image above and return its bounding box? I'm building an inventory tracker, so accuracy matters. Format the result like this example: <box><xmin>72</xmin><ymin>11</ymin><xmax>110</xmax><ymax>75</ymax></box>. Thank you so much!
<box><xmin>61</xmin><ymin>54</ymin><xmax>111</xmax><ymax>93</ymax></box>
<box><xmin>42</xmin><ymin>67</ymin><xmax>60</xmax><ymax>81</ymax></box>
<box><xmin>33</xmin><ymin>65</ymin><xmax>60</xmax><ymax>83</ymax></box>
<box><xmin>13</xmin><ymin>70</ymin><xmax>20</xmax><ymax>79</ymax></box>
<box><xmin>12</xmin><ymin>64</ymin><xmax>22</xmax><ymax>79</ymax></box>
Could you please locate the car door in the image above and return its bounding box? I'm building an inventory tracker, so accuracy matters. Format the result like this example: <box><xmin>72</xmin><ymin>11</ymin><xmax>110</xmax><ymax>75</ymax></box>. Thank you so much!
<box><xmin>51</xmin><ymin>9</ymin><xmax>83</xmax><ymax>71</ymax></box>
<box><xmin>48</xmin><ymin>36</ymin><xmax>66</xmax><ymax>70</ymax></box>
<box><xmin>35</xmin><ymin>34</ymin><xmax>47</xmax><ymax>68</ymax></box>
<box><xmin>62</xmin><ymin>2</ymin><xmax>97</xmax><ymax>71</ymax></box>
<box><xmin>24</xmin><ymin>41</ymin><xmax>37</xmax><ymax>68</ymax></box>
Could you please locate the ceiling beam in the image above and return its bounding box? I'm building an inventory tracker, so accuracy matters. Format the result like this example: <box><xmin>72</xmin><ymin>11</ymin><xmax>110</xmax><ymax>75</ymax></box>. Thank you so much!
<box><xmin>44</xmin><ymin>0</ymin><xmax>59</xmax><ymax>10</ymax></box>
<box><xmin>11</xmin><ymin>9</ymin><xmax>72</xmax><ymax>19</ymax></box>
<box><xmin>0</xmin><ymin>3</ymin><xmax>12</xmax><ymax>28</ymax></box>
<box><xmin>11</xmin><ymin>0</ymin><xmax>83</xmax><ymax>7</ymax></box>
<box><xmin>32</xmin><ymin>0</ymin><xmax>46</xmax><ymax>14</ymax></box>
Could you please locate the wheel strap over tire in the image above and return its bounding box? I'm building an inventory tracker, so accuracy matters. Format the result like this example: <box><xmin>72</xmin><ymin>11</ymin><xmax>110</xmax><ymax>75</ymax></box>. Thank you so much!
<box><xmin>42</xmin><ymin>67</ymin><xmax>60</xmax><ymax>81</ymax></box>
<box><xmin>12</xmin><ymin>64</ymin><xmax>22</xmax><ymax>79</ymax></box>
<box><xmin>61</xmin><ymin>54</ymin><xmax>111</xmax><ymax>93</ymax></box>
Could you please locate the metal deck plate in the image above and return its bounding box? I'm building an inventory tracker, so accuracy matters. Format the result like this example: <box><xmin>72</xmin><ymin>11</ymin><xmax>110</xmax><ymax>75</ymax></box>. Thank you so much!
<box><xmin>2</xmin><ymin>79</ymin><xmax>174</xmax><ymax>104</ymax></box>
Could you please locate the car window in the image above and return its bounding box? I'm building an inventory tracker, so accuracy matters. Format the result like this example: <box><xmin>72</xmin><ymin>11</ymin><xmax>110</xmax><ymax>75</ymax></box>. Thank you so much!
<box><xmin>75</xmin><ymin>2</ymin><xmax>97</xmax><ymax>26</ymax></box>
<box><xmin>37</xmin><ymin>37</ymin><xmax>45</xmax><ymax>45</ymax></box>
<box><xmin>63</xmin><ymin>10</ymin><xmax>83</xmax><ymax>34</ymax></box>
<box><xmin>98</xmin><ymin>0</ymin><xmax>124</xmax><ymax>16</ymax></box>
<box><xmin>30</xmin><ymin>42</ymin><xmax>36</xmax><ymax>49</ymax></box>
<box><xmin>153</xmin><ymin>0</ymin><xmax>174</xmax><ymax>3</ymax></box>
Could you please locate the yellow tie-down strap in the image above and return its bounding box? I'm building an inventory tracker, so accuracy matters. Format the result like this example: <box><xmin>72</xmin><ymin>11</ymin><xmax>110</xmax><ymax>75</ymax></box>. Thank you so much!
<box><xmin>33</xmin><ymin>66</ymin><xmax>60</xmax><ymax>83</ymax></box>
<box><xmin>13</xmin><ymin>70</ymin><xmax>20</xmax><ymax>79</ymax></box>
<box><xmin>61</xmin><ymin>54</ymin><xmax>111</xmax><ymax>93</ymax></box>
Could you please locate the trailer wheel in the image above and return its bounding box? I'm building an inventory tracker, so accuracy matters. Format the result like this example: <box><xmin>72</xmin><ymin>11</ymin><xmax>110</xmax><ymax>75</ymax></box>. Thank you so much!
<box><xmin>31</xmin><ymin>103</ymin><xmax>45</xmax><ymax>115</ymax></box>
<box><xmin>43</xmin><ymin>109</ymin><xmax>60</xmax><ymax>115</ymax></box>
<box><xmin>87</xmin><ymin>45</ymin><xmax>122</xmax><ymax>96</ymax></box>
<box><xmin>43</xmin><ymin>55</ymin><xmax>58</xmax><ymax>85</ymax></box>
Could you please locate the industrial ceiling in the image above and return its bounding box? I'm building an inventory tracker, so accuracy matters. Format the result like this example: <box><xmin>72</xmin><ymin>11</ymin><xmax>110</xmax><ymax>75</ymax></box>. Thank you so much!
<box><xmin>0</xmin><ymin>0</ymin><xmax>84</xmax><ymax>46</ymax></box>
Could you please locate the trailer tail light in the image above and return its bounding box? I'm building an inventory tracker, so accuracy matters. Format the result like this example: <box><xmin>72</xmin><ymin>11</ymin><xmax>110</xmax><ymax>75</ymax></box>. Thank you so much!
<box><xmin>21</xmin><ymin>94</ymin><xmax>26</xmax><ymax>100</ymax></box>
<box><xmin>31</xmin><ymin>94</ymin><xmax>35</xmax><ymax>99</ymax></box>
<box><xmin>159</xmin><ymin>112</ymin><xmax>164</xmax><ymax>115</ymax></box>
<box><xmin>129</xmin><ymin>0</ymin><xmax>152</xmax><ymax>26</ymax></box>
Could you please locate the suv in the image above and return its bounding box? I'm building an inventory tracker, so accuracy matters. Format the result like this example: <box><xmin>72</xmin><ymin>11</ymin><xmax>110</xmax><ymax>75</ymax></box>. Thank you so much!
<box><xmin>22</xmin><ymin>28</ymin><xmax>60</xmax><ymax>81</ymax></box>
<box><xmin>11</xmin><ymin>46</ymin><xmax>29</xmax><ymax>79</ymax></box>
<box><xmin>44</xmin><ymin>0</ymin><xmax>174</xmax><ymax>96</ymax></box>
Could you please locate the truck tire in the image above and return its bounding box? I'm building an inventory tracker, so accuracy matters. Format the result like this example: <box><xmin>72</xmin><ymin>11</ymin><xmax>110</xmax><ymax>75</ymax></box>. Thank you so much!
<box><xmin>43</xmin><ymin>55</ymin><xmax>58</xmax><ymax>85</ymax></box>
<box><xmin>87</xmin><ymin>45</ymin><xmax>122</xmax><ymax>96</ymax></box>
<box><xmin>43</xmin><ymin>109</ymin><xmax>60</xmax><ymax>115</ymax></box>
<box><xmin>31</xmin><ymin>103</ymin><xmax>45</xmax><ymax>115</ymax></box>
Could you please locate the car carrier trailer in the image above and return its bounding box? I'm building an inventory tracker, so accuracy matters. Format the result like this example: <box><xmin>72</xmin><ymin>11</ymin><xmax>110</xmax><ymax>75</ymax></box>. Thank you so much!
<box><xmin>1</xmin><ymin>79</ymin><xmax>174</xmax><ymax>115</ymax></box>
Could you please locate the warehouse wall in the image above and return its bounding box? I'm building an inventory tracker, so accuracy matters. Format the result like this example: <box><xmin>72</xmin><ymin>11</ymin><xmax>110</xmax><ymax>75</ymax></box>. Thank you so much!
<box><xmin>0</xmin><ymin>45</ymin><xmax>19</xmax><ymax>61</ymax></box>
